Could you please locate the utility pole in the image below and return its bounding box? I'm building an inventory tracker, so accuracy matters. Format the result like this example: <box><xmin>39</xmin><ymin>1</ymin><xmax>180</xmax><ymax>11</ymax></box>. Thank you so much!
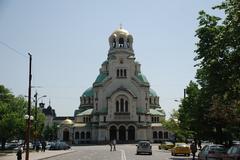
<box><xmin>26</xmin><ymin>53</ymin><xmax>32</xmax><ymax>160</ymax></box>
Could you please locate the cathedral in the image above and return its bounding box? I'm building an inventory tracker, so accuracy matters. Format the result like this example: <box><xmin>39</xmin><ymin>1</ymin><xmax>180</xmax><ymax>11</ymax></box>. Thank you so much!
<box><xmin>57</xmin><ymin>27</ymin><xmax>172</xmax><ymax>144</ymax></box>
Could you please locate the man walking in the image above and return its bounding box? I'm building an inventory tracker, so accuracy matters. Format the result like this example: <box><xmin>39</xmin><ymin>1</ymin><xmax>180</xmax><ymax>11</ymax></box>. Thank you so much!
<box><xmin>113</xmin><ymin>139</ymin><xmax>116</xmax><ymax>151</ymax></box>
<box><xmin>190</xmin><ymin>141</ymin><xmax>197</xmax><ymax>160</ymax></box>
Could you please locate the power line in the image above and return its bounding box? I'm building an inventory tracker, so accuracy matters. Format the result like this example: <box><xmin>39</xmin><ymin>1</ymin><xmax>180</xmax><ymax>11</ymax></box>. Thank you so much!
<box><xmin>0</xmin><ymin>40</ymin><xmax>28</xmax><ymax>58</ymax></box>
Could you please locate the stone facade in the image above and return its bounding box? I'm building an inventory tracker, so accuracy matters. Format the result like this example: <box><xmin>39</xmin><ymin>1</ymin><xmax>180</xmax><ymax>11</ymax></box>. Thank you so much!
<box><xmin>57</xmin><ymin>27</ymin><xmax>173</xmax><ymax>144</ymax></box>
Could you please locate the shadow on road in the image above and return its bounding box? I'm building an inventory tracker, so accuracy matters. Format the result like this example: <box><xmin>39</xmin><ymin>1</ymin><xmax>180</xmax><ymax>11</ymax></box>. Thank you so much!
<box><xmin>170</xmin><ymin>158</ymin><xmax>196</xmax><ymax>160</ymax></box>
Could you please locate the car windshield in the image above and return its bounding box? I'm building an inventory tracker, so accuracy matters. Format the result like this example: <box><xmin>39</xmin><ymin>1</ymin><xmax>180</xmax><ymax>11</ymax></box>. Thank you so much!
<box><xmin>139</xmin><ymin>142</ymin><xmax>150</xmax><ymax>147</ymax></box>
<box><xmin>176</xmin><ymin>143</ymin><xmax>187</xmax><ymax>147</ymax></box>
<box><xmin>209</xmin><ymin>146</ymin><xmax>226</xmax><ymax>153</ymax></box>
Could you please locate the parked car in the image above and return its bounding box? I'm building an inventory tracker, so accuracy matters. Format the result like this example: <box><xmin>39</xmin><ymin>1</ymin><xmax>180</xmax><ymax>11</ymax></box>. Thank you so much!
<box><xmin>171</xmin><ymin>143</ymin><xmax>191</xmax><ymax>156</ymax></box>
<box><xmin>223</xmin><ymin>144</ymin><xmax>240</xmax><ymax>160</ymax></box>
<box><xmin>49</xmin><ymin>142</ymin><xmax>70</xmax><ymax>150</ymax></box>
<box><xmin>136</xmin><ymin>141</ymin><xmax>152</xmax><ymax>155</ymax></box>
<box><xmin>159</xmin><ymin>141</ymin><xmax>174</xmax><ymax>150</ymax></box>
<box><xmin>198</xmin><ymin>144</ymin><xmax>226</xmax><ymax>160</ymax></box>
<box><xmin>5</xmin><ymin>143</ymin><xmax>19</xmax><ymax>150</ymax></box>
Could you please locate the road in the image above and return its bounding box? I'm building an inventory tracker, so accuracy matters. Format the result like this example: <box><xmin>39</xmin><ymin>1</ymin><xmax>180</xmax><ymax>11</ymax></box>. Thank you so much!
<box><xmin>44</xmin><ymin>144</ymin><xmax>195</xmax><ymax>160</ymax></box>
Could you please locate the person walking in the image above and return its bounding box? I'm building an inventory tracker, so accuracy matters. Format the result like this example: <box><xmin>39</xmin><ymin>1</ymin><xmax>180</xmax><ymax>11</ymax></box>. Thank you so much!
<box><xmin>109</xmin><ymin>140</ymin><xmax>112</xmax><ymax>151</ymax></box>
<box><xmin>41</xmin><ymin>141</ymin><xmax>46</xmax><ymax>152</ymax></box>
<box><xmin>190</xmin><ymin>141</ymin><xmax>197</xmax><ymax>160</ymax></box>
<box><xmin>16</xmin><ymin>146</ymin><xmax>23</xmax><ymax>160</ymax></box>
<box><xmin>113</xmin><ymin>139</ymin><xmax>116</xmax><ymax>151</ymax></box>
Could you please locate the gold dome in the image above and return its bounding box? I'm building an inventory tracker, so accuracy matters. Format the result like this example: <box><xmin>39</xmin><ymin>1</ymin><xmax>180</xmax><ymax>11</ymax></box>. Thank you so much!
<box><xmin>61</xmin><ymin>118</ymin><xmax>73</xmax><ymax>125</ymax></box>
<box><xmin>111</xmin><ymin>28</ymin><xmax>129</xmax><ymax>36</ymax></box>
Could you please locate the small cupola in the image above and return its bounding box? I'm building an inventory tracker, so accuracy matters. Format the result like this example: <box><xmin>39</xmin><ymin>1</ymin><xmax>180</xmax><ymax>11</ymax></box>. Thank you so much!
<box><xmin>108</xmin><ymin>26</ymin><xmax>133</xmax><ymax>52</ymax></box>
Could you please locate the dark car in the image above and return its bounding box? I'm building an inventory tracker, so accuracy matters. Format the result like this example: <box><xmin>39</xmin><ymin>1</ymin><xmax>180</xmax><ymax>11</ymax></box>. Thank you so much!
<box><xmin>136</xmin><ymin>141</ymin><xmax>152</xmax><ymax>155</ymax></box>
<box><xmin>224</xmin><ymin>144</ymin><xmax>240</xmax><ymax>160</ymax></box>
<box><xmin>49</xmin><ymin>142</ymin><xmax>70</xmax><ymax>150</ymax></box>
<box><xmin>198</xmin><ymin>144</ymin><xmax>227</xmax><ymax>160</ymax></box>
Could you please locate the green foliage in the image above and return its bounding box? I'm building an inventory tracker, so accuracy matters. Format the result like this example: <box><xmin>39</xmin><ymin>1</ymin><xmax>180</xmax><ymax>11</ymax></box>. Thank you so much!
<box><xmin>163</xmin><ymin>109</ymin><xmax>194</xmax><ymax>142</ymax></box>
<box><xmin>178</xmin><ymin>0</ymin><xmax>240</xmax><ymax>143</ymax></box>
<box><xmin>0</xmin><ymin>84</ymin><xmax>46</xmax><ymax>149</ymax></box>
<box><xmin>43</xmin><ymin>123</ymin><xmax>58</xmax><ymax>141</ymax></box>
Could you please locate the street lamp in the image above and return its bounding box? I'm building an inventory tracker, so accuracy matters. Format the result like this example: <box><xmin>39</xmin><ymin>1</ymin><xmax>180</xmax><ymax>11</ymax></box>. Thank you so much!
<box><xmin>33</xmin><ymin>92</ymin><xmax>47</xmax><ymax>148</ymax></box>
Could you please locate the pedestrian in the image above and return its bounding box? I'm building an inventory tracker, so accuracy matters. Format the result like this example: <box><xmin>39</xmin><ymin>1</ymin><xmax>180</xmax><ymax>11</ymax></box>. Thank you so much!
<box><xmin>16</xmin><ymin>146</ymin><xmax>23</xmax><ymax>160</ymax></box>
<box><xmin>113</xmin><ymin>139</ymin><xmax>116</xmax><ymax>151</ymax></box>
<box><xmin>109</xmin><ymin>140</ymin><xmax>112</xmax><ymax>151</ymax></box>
<box><xmin>41</xmin><ymin>141</ymin><xmax>46</xmax><ymax>152</ymax></box>
<box><xmin>190</xmin><ymin>141</ymin><xmax>197</xmax><ymax>160</ymax></box>
<box><xmin>198</xmin><ymin>140</ymin><xmax>202</xmax><ymax>150</ymax></box>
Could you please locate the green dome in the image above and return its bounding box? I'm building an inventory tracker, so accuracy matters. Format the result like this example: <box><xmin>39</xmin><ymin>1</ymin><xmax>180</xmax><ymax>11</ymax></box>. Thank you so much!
<box><xmin>149</xmin><ymin>88</ymin><xmax>158</xmax><ymax>97</ymax></box>
<box><xmin>94</xmin><ymin>72</ymin><xmax>107</xmax><ymax>84</ymax></box>
<box><xmin>82</xmin><ymin>87</ymin><xmax>93</xmax><ymax>97</ymax></box>
<box><xmin>137</xmin><ymin>73</ymin><xmax>149</xmax><ymax>83</ymax></box>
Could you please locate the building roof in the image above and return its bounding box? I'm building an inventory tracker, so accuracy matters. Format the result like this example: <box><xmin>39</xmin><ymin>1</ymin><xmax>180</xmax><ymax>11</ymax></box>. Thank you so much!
<box><xmin>151</xmin><ymin>123</ymin><xmax>163</xmax><ymax>127</ymax></box>
<box><xmin>149</xmin><ymin>108</ymin><xmax>165</xmax><ymax>116</ymax></box>
<box><xmin>77</xmin><ymin>108</ymin><xmax>93</xmax><ymax>116</ymax></box>
<box><xmin>149</xmin><ymin>88</ymin><xmax>158</xmax><ymax>97</ymax></box>
<box><xmin>82</xmin><ymin>87</ymin><xmax>93</xmax><ymax>97</ymax></box>
<box><xmin>94</xmin><ymin>72</ymin><xmax>108</xmax><ymax>84</ymax></box>
<box><xmin>137</xmin><ymin>73</ymin><xmax>149</xmax><ymax>83</ymax></box>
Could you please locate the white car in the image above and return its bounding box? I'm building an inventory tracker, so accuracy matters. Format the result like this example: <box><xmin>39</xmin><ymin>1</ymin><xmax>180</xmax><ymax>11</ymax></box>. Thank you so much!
<box><xmin>136</xmin><ymin>141</ymin><xmax>152</xmax><ymax>155</ymax></box>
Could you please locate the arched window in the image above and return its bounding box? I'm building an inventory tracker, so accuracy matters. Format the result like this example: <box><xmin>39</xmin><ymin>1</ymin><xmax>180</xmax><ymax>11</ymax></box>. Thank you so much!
<box><xmin>86</xmin><ymin>132</ymin><xmax>91</xmax><ymax>139</ymax></box>
<box><xmin>119</xmin><ymin>38</ymin><xmax>124</xmax><ymax>47</ymax></box>
<box><xmin>120</xmin><ymin>69</ymin><xmax>123</xmax><ymax>77</ymax></box>
<box><xmin>157</xmin><ymin>117</ymin><xmax>159</xmax><ymax>122</ymax></box>
<box><xmin>152</xmin><ymin>117</ymin><xmax>154</xmax><ymax>122</ymax></box>
<box><xmin>153</xmin><ymin>131</ymin><xmax>157</xmax><ymax>139</ymax></box>
<box><xmin>113</xmin><ymin>39</ymin><xmax>116</xmax><ymax>48</ymax></box>
<box><xmin>75</xmin><ymin>132</ymin><xmax>79</xmax><ymax>139</ymax></box>
<box><xmin>159</xmin><ymin>131</ymin><xmax>163</xmax><ymax>139</ymax></box>
<box><xmin>124</xmin><ymin>69</ymin><xmax>127</xmax><ymax>77</ymax></box>
<box><xmin>117</xmin><ymin>69</ymin><xmax>119</xmax><ymax>77</ymax></box>
<box><xmin>138</xmin><ymin>116</ymin><xmax>141</xmax><ymax>122</ymax></box>
<box><xmin>116</xmin><ymin>101</ymin><xmax>119</xmax><ymax>112</ymax></box>
<box><xmin>120</xmin><ymin>98</ymin><xmax>124</xmax><ymax>112</ymax></box>
<box><xmin>125</xmin><ymin>101</ymin><xmax>128</xmax><ymax>112</ymax></box>
<box><xmin>83</xmin><ymin>117</ymin><xmax>86</xmax><ymax>123</ymax></box>
<box><xmin>81</xmin><ymin>132</ymin><xmax>85</xmax><ymax>139</ymax></box>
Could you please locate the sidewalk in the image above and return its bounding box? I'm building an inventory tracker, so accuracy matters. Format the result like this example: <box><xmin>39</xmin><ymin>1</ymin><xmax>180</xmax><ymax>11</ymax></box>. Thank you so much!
<box><xmin>0</xmin><ymin>149</ymin><xmax>75</xmax><ymax>160</ymax></box>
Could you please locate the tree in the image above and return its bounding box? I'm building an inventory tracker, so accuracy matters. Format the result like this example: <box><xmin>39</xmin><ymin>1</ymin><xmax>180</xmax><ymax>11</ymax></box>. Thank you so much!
<box><xmin>0</xmin><ymin>85</ymin><xmax>46</xmax><ymax>149</ymax></box>
<box><xmin>178</xmin><ymin>0</ymin><xmax>240</xmax><ymax>144</ymax></box>
<box><xmin>163</xmin><ymin>109</ymin><xmax>194</xmax><ymax>142</ymax></box>
<box><xmin>0</xmin><ymin>85</ymin><xmax>26</xmax><ymax>149</ymax></box>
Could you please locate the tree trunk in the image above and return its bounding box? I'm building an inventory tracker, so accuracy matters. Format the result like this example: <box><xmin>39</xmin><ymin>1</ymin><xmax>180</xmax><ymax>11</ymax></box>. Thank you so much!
<box><xmin>216</xmin><ymin>125</ymin><xmax>223</xmax><ymax>144</ymax></box>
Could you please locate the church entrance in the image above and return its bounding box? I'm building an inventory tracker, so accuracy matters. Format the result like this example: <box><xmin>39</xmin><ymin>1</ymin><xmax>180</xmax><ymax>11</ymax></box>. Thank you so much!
<box><xmin>63</xmin><ymin>129</ymin><xmax>69</xmax><ymax>141</ymax></box>
<box><xmin>119</xmin><ymin>126</ymin><xmax>126</xmax><ymax>141</ymax></box>
<box><xmin>128</xmin><ymin>126</ymin><xmax>135</xmax><ymax>141</ymax></box>
<box><xmin>110</xmin><ymin>126</ymin><xmax>117</xmax><ymax>140</ymax></box>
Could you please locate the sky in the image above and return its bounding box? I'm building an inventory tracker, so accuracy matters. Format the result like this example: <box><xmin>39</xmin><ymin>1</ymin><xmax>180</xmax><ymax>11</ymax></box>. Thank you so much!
<box><xmin>0</xmin><ymin>0</ymin><xmax>223</xmax><ymax>118</ymax></box>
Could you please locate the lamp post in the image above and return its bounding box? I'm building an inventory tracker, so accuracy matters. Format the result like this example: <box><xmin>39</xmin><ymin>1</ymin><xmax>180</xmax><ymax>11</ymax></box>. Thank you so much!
<box><xmin>33</xmin><ymin>92</ymin><xmax>47</xmax><ymax>148</ymax></box>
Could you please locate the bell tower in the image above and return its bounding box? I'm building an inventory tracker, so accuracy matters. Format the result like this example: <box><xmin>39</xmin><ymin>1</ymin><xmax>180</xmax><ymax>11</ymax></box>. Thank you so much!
<box><xmin>108</xmin><ymin>26</ymin><xmax>134</xmax><ymax>56</ymax></box>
